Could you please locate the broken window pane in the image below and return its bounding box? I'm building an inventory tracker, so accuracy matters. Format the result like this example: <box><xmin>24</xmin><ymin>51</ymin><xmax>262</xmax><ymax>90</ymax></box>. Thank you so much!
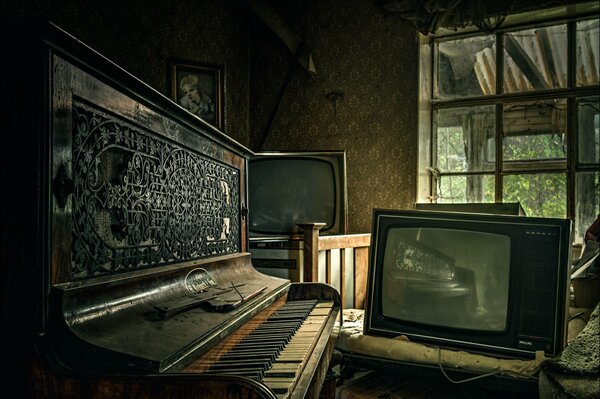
<box><xmin>435</xmin><ymin>35</ymin><xmax>496</xmax><ymax>100</ymax></box>
<box><xmin>574</xmin><ymin>172</ymin><xmax>600</xmax><ymax>244</ymax></box>
<box><xmin>577</xmin><ymin>96</ymin><xmax>600</xmax><ymax>165</ymax></box>
<box><xmin>503</xmin><ymin>25</ymin><xmax>567</xmax><ymax>93</ymax></box>
<box><xmin>576</xmin><ymin>19</ymin><xmax>600</xmax><ymax>86</ymax></box>
<box><xmin>435</xmin><ymin>106</ymin><xmax>495</xmax><ymax>173</ymax></box>
<box><xmin>503</xmin><ymin>173</ymin><xmax>566</xmax><ymax>218</ymax></box>
<box><xmin>437</xmin><ymin>174</ymin><xmax>495</xmax><ymax>203</ymax></box>
<box><xmin>503</xmin><ymin>99</ymin><xmax>567</xmax><ymax>162</ymax></box>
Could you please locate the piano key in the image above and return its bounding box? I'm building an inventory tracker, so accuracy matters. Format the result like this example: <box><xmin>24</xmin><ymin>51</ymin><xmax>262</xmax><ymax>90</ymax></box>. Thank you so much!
<box><xmin>232</xmin><ymin>342</ymin><xmax>285</xmax><ymax>351</ymax></box>
<box><xmin>196</xmin><ymin>299</ymin><xmax>333</xmax><ymax>399</ymax></box>
<box><xmin>235</xmin><ymin>335</ymin><xmax>292</xmax><ymax>344</ymax></box>
<box><xmin>224</xmin><ymin>346</ymin><xmax>280</xmax><ymax>354</ymax></box>
<box><xmin>219</xmin><ymin>353</ymin><xmax>277</xmax><ymax>362</ymax></box>
<box><xmin>210</xmin><ymin>359</ymin><xmax>270</xmax><ymax>369</ymax></box>
<box><xmin>262</xmin><ymin>378</ymin><xmax>295</xmax><ymax>394</ymax></box>
<box><xmin>263</xmin><ymin>363</ymin><xmax>302</xmax><ymax>378</ymax></box>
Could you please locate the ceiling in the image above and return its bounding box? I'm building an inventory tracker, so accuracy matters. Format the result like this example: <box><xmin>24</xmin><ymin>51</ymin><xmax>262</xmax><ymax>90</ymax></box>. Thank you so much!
<box><xmin>376</xmin><ymin>0</ymin><xmax>598</xmax><ymax>35</ymax></box>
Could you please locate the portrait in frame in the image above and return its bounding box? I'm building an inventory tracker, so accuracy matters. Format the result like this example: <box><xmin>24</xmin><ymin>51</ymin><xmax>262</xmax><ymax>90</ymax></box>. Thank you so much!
<box><xmin>167</xmin><ymin>58</ymin><xmax>225</xmax><ymax>131</ymax></box>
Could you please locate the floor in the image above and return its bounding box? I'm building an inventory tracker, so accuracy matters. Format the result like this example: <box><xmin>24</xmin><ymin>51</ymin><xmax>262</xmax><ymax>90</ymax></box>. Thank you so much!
<box><xmin>332</xmin><ymin>367</ymin><xmax>538</xmax><ymax>399</ymax></box>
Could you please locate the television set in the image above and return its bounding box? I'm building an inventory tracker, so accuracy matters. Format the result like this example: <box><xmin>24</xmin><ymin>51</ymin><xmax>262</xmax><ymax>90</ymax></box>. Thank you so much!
<box><xmin>364</xmin><ymin>209</ymin><xmax>572</xmax><ymax>359</ymax></box>
<box><xmin>248</xmin><ymin>151</ymin><xmax>348</xmax><ymax>238</ymax></box>
<box><xmin>248</xmin><ymin>151</ymin><xmax>348</xmax><ymax>281</ymax></box>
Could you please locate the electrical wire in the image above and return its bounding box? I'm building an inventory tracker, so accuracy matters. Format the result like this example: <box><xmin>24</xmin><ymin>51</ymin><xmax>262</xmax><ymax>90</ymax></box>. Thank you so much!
<box><xmin>436</xmin><ymin>347</ymin><xmax>539</xmax><ymax>384</ymax></box>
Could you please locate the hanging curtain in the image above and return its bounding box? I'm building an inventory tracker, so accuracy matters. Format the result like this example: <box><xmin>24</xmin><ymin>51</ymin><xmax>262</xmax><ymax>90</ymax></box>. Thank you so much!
<box><xmin>461</xmin><ymin>112</ymin><xmax>492</xmax><ymax>202</ymax></box>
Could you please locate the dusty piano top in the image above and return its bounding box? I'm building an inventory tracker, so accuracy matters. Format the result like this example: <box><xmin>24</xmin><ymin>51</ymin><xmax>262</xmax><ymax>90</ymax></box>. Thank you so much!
<box><xmin>55</xmin><ymin>253</ymin><xmax>291</xmax><ymax>373</ymax></box>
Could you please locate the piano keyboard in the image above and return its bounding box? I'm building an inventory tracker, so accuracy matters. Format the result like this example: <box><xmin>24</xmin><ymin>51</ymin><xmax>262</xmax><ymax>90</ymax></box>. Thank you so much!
<box><xmin>185</xmin><ymin>298</ymin><xmax>334</xmax><ymax>398</ymax></box>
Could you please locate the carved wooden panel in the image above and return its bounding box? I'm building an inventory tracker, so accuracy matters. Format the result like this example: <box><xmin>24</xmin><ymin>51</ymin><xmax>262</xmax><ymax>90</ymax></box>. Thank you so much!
<box><xmin>70</xmin><ymin>101</ymin><xmax>240</xmax><ymax>278</ymax></box>
<box><xmin>49</xmin><ymin>53</ymin><xmax>249</xmax><ymax>283</ymax></box>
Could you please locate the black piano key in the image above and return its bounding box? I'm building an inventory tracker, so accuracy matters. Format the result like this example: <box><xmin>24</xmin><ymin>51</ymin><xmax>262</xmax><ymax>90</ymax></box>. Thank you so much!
<box><xmin>224</xmin><ymin>347</ymin><xmax>280</xmax><ymax>355</ymax></box>
<box><xmin>267</xmin><ymin>315</ymin><xmax>307</xmax><ymax>322</ymax></box>
<box><xmin>210</xmin><ymin>359</ymin><xmax>270</xmax><ymax>369</ymax></box>
<box><xmin>205</xmin><ymin>299</ymin><xmax>323</xmax><ymax>392</ymax></box>
<box><xmin>253</xmin><ymin>324</ymin><xmax>301</xmax><ymax>331</ymax></box>
<box><xmin>244</xmin><ymin>333</ymin><xmax>294</xmax><ymax>340</ymax></box>
<box><xmin>233</xmin><ymin>342</ymin><xmax>284</xmax><ymax>351</ymax></box>
<box><xmin>247</xmin><ymin>327</ymin><xmax>296</xmax><ymax>334</ymax></box>
<box><xmin>219</xmin><ymin>353</ymin><xmax>277</xmax><ymax>363</ymax></box>
<box><xmin>241</xmin><ymin>336</ymin><xmax>292</xmax><ymax>345</ymax></box>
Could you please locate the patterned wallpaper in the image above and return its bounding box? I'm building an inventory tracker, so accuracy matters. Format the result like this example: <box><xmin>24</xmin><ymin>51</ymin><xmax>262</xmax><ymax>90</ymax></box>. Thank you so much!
<box><xmin>249</xmin><ymin>0</ymin><xmax>419</xmax><ymax>232</ymax></box>
<box><xmin>1</xmin><ymin>0</ymin><xmax>251</xmax><ymax>147</ymax></box>
<box><xmin>3</xmin><ymin>0</ymin><xmax>419</xmax><ymax>234</ymax></box>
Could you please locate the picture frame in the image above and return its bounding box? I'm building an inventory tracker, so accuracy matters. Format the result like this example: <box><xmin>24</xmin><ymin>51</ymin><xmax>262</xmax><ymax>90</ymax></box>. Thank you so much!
<box><xmin>167</xmin><ymin>57</ymin><xmax>225</xmax><ymax>131</ymax></box>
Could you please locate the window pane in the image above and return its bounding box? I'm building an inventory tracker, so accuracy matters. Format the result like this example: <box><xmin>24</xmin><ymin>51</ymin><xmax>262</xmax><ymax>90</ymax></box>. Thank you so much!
<box><xmin>577</xmin><ymin>96</ymin><xmax>600</xmax><ymax>165</ymax></box>
<box><xmin>503</xmin><ymin>25</ymin><xmax>567</xmax><ymax>93</ymax></box>
<box><xmin>438</xmin><ymin>175</ymin><xmax>495</xmax><ymax>203</ymax></box>
<box><xmin>576</xmin><ymin>19</ymin><xmax>600</xmax><ymax>86</ymax></box>
<box><xmin>436</xmin><ymin>35</ymin><xmax>496</xmax><ymax>100</ymax></box>
<box><xmin>503</xmin><ymin>99</ymin><xmax>567</xmax><ymax>162</ymax></box>
<box><xmin>503</xmin><ymin>173</ymin><xmax>566</xmax><ymax>218</ymax></box>
<box><xmin>574</xmin><ymin>172</ymin><xmax>600</xmax><ymax>244</ymax></box>
<box><xmin>435</xmin><ymin>106</ymin><xmax>495</xmax><ymax>173</ymax></box>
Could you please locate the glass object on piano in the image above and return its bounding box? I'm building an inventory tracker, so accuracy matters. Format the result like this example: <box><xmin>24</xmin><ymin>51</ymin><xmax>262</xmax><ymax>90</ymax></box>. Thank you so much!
<box><xmin>364</xmin><ymin>209</ymin><xmax>572</xmax><ymax>359</ymax></box>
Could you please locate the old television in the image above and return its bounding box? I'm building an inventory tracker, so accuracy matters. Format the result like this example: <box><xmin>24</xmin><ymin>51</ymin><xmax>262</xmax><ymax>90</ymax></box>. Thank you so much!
<box><xmin>364</xmin><ymin>209</ymin><xmax>572</xmax><ymax>358</ymax></box>
<box><xmin>248</xmin><ymin>151</ymin><xmax>348</xmax><ymax>281</ymax></box>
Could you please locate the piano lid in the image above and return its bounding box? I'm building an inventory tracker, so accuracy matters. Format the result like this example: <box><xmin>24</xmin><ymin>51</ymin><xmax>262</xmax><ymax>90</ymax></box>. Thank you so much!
<box><xmin>53</xmin><ymin>253</ymin><xmax>290</xmax><ymax>373</ymax></box>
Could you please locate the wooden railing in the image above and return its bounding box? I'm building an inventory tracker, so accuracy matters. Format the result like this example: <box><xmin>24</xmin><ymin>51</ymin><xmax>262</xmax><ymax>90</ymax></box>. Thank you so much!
<box><xmin>299</xmin><ymin>223</ymin><xmax>371</xmax><ymax>309</ymax></box>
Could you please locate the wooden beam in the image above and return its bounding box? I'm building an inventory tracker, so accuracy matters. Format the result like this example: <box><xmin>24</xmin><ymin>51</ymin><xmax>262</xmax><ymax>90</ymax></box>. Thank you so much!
<box><xmin>248</xmin><ymin>0</ymin><xmax>316</xmax><ymax>74</ymax></box>
<box><xmin>504</xmin><ymin>34</ymin><xmax>550</xmax><ymax>90</ymax></box>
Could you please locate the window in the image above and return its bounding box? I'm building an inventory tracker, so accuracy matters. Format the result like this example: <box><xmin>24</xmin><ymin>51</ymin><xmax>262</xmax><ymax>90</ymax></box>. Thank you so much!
<box><xmin>419</xmin><ymin>10</ymin><xmax>600</xmax><ymax>244</ymax></box>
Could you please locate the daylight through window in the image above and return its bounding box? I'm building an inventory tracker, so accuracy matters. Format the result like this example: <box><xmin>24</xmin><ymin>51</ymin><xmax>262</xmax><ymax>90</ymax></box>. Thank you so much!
<box><xmin>421</xmin><ymin>12</ymin><xmax>600</xmax><ymax>243</ymax></box>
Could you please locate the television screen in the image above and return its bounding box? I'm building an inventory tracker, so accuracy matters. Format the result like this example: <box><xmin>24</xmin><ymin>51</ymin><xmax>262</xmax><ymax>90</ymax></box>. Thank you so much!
<box><xmin>365</xmin><ymin>209</ymin><xmax>572</xmax><ymax>358</ymax></box>
<box><xmin>248</xmin><ymin>151</ymin><xmax>347</xmax><ymax>238</ymax></box>
<box><xmin>382</xmin><ymin>227</ymin><xmax>510</xmax><ymax>332</ymax></box>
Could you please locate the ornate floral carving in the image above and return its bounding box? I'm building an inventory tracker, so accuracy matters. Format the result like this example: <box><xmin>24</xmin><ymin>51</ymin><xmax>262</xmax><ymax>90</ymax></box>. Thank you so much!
<box><xmin>71</xmin><ymin>102</ymin><xmax>240</xmax><ymax>278</ymax></box>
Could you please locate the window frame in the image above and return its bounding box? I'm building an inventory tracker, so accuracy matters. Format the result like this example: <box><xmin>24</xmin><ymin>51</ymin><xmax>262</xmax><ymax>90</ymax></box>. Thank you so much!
<box><xmin>418</xmin><ymin>10</ymin><xmax>600</xmax><ymax>241</ymax></box>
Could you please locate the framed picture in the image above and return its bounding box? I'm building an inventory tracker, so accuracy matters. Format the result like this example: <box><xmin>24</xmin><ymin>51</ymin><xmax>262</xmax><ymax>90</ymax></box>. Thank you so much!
<box><xmin>167</xmin><ymin>58</ymin><xmax>225</xmax><ymax>131</ymax></box>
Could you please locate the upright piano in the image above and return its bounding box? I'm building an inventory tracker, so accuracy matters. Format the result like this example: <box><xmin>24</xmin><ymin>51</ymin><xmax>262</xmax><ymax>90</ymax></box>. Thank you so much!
<box><xmin>0</xmin><ymin>20</ymin><xmax>340</xmax><ymax>399</ymax></box>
